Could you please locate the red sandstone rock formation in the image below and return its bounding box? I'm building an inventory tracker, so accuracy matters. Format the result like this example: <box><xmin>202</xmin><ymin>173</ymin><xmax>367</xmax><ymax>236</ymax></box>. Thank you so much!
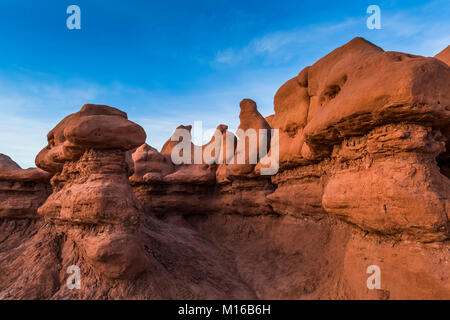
<box><xmin>0</xmin><ymin>154</ymin><xmax>51</xmax><ymax>219</ymax></box>
<box><xmin>1</xmin><ymin>105</ymin><xmax>255</xmax><ymax>299</ymax></box>
<box><xmin>35</xmin><ymin>104</ymin><xmax>150</xmax><ymax>282</ymax></box>
<box><xmin>265</xmin><ymin>38</ymin><xmax>450</xmax><ymax>298</ymax></box>
<box><xmin>130</xmin><ymin>143</ymin><xmax>175</xmax><ymax>183</ymax></box>
<box><xmin>0</xmin><ymin>38</ymin><xmax>449</xmax><ymax>300</ymax></box>
<box><xmin>219</xmin><ymin>98</ymin><xmax>272</xmax><ymax>179</ymax></box>
<box><xmin>435</xmin><ymin>46</ymin><xmax>450</xmax><ymax>178</ymax></box>
<box><xmin>436</xmin><ymin>45</ymin><xmax>450</xmax><ymax>65</ymax></box>
<box><xmin>131</xmin><ymin>99</ymin><xmax>274</xmax><ymax>218</ymax></box>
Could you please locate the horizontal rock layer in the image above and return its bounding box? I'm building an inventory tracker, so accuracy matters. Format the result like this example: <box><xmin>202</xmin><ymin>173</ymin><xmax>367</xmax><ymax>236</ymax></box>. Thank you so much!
<box><xmin>0</xmin><ymin>154</ymin><xmax>51</xmax><ymax>219</ymax></box>
<box><xmin>1</xmin><ymin>38</ymin><xmax>449</xmax><ymax>299</ymax></box>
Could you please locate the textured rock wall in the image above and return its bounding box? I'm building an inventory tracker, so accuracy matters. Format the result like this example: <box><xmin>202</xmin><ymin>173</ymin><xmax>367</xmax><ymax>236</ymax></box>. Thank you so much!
<box><xmin>263</xmin><ymin>38</ymin><xmax>450</xmax><ymax>298</ymax></box>
<box><xmin>0</xmin><ymin>38</ymin><xmax>449</xmax><ymax>299</ymax></box>
<box><xmin>131</xmin><ymin>98</ymin><xmax>275</xmax><ymax>218</ymax></box>
<box><xmin>1</xmin><ymin>105</ymin><xmax>259</xmax><ymax>299</ymax></box>
<box><xmin>0</xmin><ymin>154</ymin><xmax>51</xmax><ymax>219</ymax></box>
<box><xmin>128</xmin><ymin>38</ymin><xmax>450</xmax><ymax>299</ymax></box>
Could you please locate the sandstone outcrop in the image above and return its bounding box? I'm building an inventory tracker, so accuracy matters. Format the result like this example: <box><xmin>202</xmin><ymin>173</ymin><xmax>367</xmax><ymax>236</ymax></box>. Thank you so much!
<box><xmin>263</xmin><ymin>38</ymin><xmax>450</xmax><ymax>298</ymax></box>
<box><xmin>435</xmin><ymin>46</ymin><xmax>450</xmax><ymax>179</ymax></box>
<box><xmin>129</xmin><ymin>143</ymin><xmax>175</xmax><ymax>183</ymax></box>
<box><xmin>131</xmin><ymin>99</ymin><xmax>274</xmax><ymax>218</ymax></box>
<box><xmin>322</xmin><ymin>123</ymin><xmax>449</xmax><ymax>241</ymax></box>
<box><xmin>219</xmin><ymin>99</ymin><xmax>272</xmax><ymax>179</ymax></box>
<box><xmin>436</xmin><ymin>45</ymin><xmax>450</xmax><ymax>66</ymax></box>
<box><xmin>0</xmin><ymin>154</ymin><xmax>51</xmax><ymax>219</ymax></box>
<box><xmin>35</xmin><ymin>104</ymin><xmax>149</xmax><ymax>281</ymax></box>
<box><xmin>1</xmin><ymin>38</ymin><xmax>449</xmax><ymax>300</ymax></box>
<box><xmin>267</xmin><ymin>38</ymin><xmax>450</xmax><ymax>231</ymax></box>
<box><xmin>1</xmin><ymin>105</ymin><xmax>256</xmax><ymax>299</ymax></box>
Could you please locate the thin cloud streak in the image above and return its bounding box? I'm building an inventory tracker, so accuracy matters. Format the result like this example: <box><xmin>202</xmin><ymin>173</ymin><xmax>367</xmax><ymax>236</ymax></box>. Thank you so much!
<box><xmin>213</xmin><ymin>18</ymin><xmax>359</xmax><ymax>66</ymax></box>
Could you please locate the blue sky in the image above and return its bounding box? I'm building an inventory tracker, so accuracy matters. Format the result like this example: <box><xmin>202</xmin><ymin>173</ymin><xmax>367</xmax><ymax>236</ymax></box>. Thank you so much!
<box><xmin>0</xmin><ymin>0</ymin><xmax>449</xmax><ymax>168</ymax></box>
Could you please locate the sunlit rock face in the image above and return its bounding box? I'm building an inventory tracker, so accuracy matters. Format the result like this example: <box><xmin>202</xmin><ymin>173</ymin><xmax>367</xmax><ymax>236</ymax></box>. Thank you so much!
<box><xmin>35</xmin><ymin>104</ymin><xmax>149</xmax><ymax>281</ymax></box>
<box><xmin>1</xmin><ymin>38</ymin><xmax>449</xmax><ymax>299</ymax></box>
<box><xmin>263</xmin><ymin>38</ymin><xmax>450</xmax><ymax>299</ymax></box>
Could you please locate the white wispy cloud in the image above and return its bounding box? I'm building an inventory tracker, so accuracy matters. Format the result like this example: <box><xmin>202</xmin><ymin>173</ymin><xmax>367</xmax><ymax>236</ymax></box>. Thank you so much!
<box><xmin>213</xmin><ymin>0</ymin><xmax>450</xmax><ymax>67</ymax></box>
<box><xmin>212</xmin><ymin>18</ymin><xmax>359</xmax><ymax>66</ymax></box>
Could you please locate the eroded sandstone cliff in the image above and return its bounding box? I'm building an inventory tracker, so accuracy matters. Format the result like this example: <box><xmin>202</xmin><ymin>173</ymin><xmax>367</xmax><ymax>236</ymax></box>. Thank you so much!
<box><xmin>0</xmin><ymin>37</ymin><xmax>449</xmax><ymax>299</ymax></box>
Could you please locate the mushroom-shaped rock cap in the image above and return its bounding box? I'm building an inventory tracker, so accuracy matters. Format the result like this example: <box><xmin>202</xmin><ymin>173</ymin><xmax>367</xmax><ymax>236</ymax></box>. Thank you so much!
<box><xmin>270</xmin><ymin>38</ymin><xmax>450</xmax><ymax>164</ymax></box>
<box><xmin>36</xmin><ymin>104</ymin><xmax>146</xmax><ymax>173</ymax></box>
<box><xmin>268</xmin><ymin>37</ymin><xmax>450</xmax><ymax>159</ymax></box>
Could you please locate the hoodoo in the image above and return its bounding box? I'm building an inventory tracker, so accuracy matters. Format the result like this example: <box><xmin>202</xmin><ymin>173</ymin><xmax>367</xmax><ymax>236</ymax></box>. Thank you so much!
<box><xmin>0</xmin><ymin>38</ymin><xmax>449</xmax><ymax>299</ymax></box>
